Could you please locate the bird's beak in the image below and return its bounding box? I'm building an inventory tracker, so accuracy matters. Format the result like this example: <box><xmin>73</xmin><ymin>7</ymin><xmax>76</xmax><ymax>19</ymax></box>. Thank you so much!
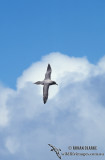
<box><xmin>56</xmin><ymin>83</ymin><xmax>58</xmax><ymax>85</ymax></box>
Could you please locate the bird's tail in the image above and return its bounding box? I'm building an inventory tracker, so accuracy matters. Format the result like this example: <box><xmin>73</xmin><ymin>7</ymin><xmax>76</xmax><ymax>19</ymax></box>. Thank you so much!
<box><xmin>34</xmin><ymin>81</ymin><xmax>43</xmax><ymax>85</ymax></box>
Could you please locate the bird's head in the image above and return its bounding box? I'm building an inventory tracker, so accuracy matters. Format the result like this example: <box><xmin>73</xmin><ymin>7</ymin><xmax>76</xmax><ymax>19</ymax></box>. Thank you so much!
<box><xmin>52</xmin><ymin>81</ymin><xmax>58</xmax><ymax>85</ymax></box>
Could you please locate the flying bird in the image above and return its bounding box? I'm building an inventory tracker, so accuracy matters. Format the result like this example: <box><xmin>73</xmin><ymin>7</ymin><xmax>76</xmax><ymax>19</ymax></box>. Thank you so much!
<box><xmin>34</xmin><ymin>64</ymin><xmax>58</xmax><ymax>104</ymax></box>
<box><xmin>48</xmin><ymin>144</ymin><xmax>61</xmax><ymax>159</ymax></box>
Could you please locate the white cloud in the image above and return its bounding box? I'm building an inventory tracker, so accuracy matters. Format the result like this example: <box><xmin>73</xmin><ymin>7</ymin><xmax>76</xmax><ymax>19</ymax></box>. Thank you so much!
<box><xmin>17</xmin><ymin>52</ymin><xmax>93</xmax><ymax>89</ymax></box>
<box><xmin>5</xmin><ymin>137</ymin><xmax>20</xmax><ymax>154</ymax></box>
<box><xmin>0</xmin><ymin>52</ymin><xmax>105</xmax><ymax>160</ymax></box>
<box><xmin>0</xmin><ymin>86</ymin><xmax>13</xmax><ymax>127</ymax></box>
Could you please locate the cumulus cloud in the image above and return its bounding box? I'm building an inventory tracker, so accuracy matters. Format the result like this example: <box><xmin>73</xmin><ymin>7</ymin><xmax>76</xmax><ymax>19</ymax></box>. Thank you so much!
<box><xmin>5</xmin><ymin>137</ymin><xmax>20</xmax><ymax>154</ymax></box>
<box><xmin>0</xmin><ymin>52</ymin><xmax>105</xmax><ymax>160</ymax></box>
<box><xmin>0</xmin><ymin>86</ymin><xmax>13</xmax><ymax>127</ymax></box>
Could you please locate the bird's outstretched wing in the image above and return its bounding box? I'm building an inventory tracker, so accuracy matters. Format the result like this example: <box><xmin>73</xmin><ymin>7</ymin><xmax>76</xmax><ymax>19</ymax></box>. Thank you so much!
<box><xmin>43</xmin><ymin>84</ymin><xmax>49</xmax><ymax>104</ymax></box>
<box><xmin>44</xmin><ymin>64</ymin><xmax>52</xmax><ymax>80</ymax></box>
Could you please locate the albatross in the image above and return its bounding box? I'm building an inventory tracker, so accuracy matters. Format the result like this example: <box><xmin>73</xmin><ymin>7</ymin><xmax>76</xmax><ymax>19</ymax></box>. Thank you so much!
<box><xmin>34</xmin><ymin>64</ymin><xmax>58</xmax><ymax>104</ymax></box>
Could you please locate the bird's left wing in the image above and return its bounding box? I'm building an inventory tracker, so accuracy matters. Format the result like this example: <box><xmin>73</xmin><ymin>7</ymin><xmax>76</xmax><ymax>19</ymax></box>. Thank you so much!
<box><xmin>43</xmin><ymin>84</ymin><xmax>49</xmax><ymax>104</ymax></box>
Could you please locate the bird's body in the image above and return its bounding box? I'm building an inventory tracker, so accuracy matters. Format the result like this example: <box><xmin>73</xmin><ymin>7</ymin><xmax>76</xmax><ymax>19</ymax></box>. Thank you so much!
<box><xmin>34</xmin><ymin>64</ymin><xmax>58</xmax><ymax>104</ymax></box>
<box><xmin>44</xmin><ymin>79</ymin><xmax>52</xmax><ymax>83</ymax></box>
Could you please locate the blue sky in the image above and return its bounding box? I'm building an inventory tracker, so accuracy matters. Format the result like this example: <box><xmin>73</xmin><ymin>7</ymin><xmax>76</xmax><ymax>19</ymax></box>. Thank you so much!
<box><xmin>0</xmin><ymin>0</ymin><xmax>105</xmax><ymax>88</ymax></box>
<box><xmin>0</xmin><ymin>1</ymin><xmax>105</xmax><ymax>160</ymax></box>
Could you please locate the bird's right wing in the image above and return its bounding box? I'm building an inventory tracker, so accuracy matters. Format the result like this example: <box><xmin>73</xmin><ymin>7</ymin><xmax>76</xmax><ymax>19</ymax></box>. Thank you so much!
<box><xmin>43</xmin><ymin>84</ymin><xmax>49</xmax><ymax>104</ymax></box>
<box><xmin>44</xmin><ymin>64</ymin><xmax>52</xmax><ymax>80</ymax></box>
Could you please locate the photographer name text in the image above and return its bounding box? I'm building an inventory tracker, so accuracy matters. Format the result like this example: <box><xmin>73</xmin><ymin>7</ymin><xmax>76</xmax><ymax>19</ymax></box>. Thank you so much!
<box><xmin>68</xmin><ymin>146</ymin><xmax>97</xmax><ymax>150</ymax></box>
